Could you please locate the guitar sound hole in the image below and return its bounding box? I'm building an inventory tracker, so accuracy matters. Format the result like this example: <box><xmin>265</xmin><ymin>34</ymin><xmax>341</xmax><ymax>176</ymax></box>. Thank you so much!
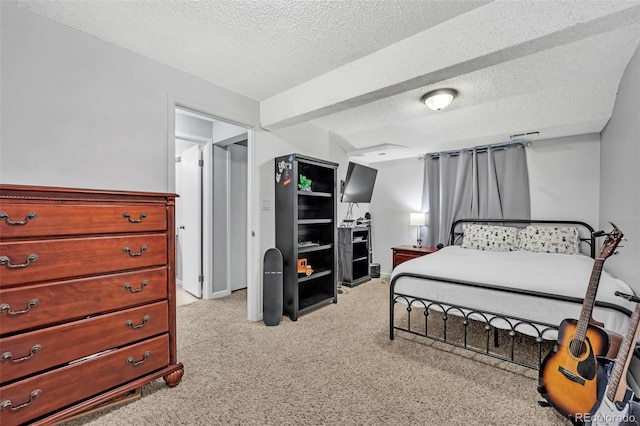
<box><xmin>569</xmin><ymin>339</ymin><xmax>586</xmax><ymax>357</ymax></box>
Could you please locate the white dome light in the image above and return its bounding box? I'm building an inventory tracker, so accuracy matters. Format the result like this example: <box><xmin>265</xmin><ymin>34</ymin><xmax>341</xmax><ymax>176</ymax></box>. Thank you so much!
<box><xmin>421</xmin><ymin>89</ymin><xmax>457</xmax><ymax>111</ymax></box>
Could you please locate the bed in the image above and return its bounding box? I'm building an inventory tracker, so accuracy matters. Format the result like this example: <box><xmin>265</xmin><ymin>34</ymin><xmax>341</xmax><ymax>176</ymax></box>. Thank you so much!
<box><xmin>389</xmin><ymin>219</ymin><xmax>635</xmax><ymax>369</ymax></box>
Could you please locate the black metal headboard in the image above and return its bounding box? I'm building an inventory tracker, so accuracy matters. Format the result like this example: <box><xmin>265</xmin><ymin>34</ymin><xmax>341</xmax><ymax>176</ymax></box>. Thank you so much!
<box><xmin>449</xmin><ymin>219</ymin><xmax>597</xmax><ymax>258</ymax></box>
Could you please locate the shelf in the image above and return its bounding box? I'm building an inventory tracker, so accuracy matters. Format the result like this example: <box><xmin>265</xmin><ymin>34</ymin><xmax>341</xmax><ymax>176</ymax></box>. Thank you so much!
<box><xmin>338</xmin><ymin>226</ymin><xmax>371</xmax><ymax>288</ymax></box>
<box><xmin>298</xmin><ymin>243</ymin><xmax>333</xmax><ymax>254</ymax></box>
<box><xmin>342</xmin><ymin>275</ymin><xmax>371</xmax><ymax>288</ymax></box>
<box><xmin>297</xmin><ymin>269</ymin><xmax>332</xmax><ymax>283</ymax></box>
<box><xmin>299</xmin><ymin>292</ymin><xmax>335</xmax><ymax>312</ymax></box>
<box><xmin>298</xmin><ymin>219</ymin><xmax>332</xmax><ymax>225</ymax></box>
<box><xmin>276</xmin><ymin>153</ymin><xmax>338</xmax><ymax>321</ymax></box>
<box><xmin>298</xmin><ymin>190</ymin><xmax>332</xmax><ymax>198</ymax></box>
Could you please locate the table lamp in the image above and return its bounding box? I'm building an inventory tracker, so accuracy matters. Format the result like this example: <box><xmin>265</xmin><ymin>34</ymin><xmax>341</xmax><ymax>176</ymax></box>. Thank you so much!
<box><xmin>410</xmin><ymin>212</ymin><xmax>427</xmax><ymax>248</ymax></box>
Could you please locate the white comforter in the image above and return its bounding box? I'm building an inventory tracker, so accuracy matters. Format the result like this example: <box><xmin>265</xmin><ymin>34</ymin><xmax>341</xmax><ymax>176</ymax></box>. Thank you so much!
<box><xmin>391</xmin><ymin>246</ymin><xmax>634</xmax><ymax>337</ymax></box>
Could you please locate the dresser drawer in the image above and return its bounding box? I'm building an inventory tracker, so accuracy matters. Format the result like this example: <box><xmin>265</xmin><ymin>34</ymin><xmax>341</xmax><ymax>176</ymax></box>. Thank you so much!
<box><xmin>0</xmin><ymin>234</ymin><xmax>167</xmax><ymax>286</ymax></box>
<box><xmin>394</xmin><ymin>252</ymin><xmax>419</xmax><ymax>267</ymax></box>
<box><xmin>0</xmin><ymin>203</ymin><xmax>167</xmax><ymax>239</ymax></box>
<box><xmin>0</xmin><ymin>267</ymin><xmax>167</xmax><ymax>334</ymax></box>
<box><xmin>392</xmin><ymin>246</ymin><xmax>437</xmax><ymax>269</ymax></box>
<box><xmin>0</xmin><ymin>334</ymin><xmax>169</xmax><ymax>426</ymax></box>
<box><xmin>0</xmin><ymin>301</ymin><xmax>168</xmax><ymax>384</ymax></box>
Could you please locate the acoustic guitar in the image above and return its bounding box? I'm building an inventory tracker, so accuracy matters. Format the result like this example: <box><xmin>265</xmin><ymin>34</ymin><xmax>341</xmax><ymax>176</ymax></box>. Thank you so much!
<box><xmin>538</xmin><ymin>223</ymin><xmax>624</xmax><ymax>420</ymax></box>
<box><xmin>588</xmin><ymin>291</ymin><xmax>640</xmax><ymax>426</ymax></box>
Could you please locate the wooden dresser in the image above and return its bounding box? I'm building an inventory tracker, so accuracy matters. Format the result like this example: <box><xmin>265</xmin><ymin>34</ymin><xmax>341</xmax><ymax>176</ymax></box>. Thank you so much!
<box><xmin>0</xmin><ymin>185</ymin><xmax>183</xmax><ymax>425</ymax></box>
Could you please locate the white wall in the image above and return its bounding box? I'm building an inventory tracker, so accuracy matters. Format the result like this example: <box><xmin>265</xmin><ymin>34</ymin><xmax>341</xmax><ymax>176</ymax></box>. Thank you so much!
<box><xmin>600</xmin><ymin>45</ymin><xmax>640</xmax><ymax>291</ymax></box>
<box><xmin>370</xmin><ymin>136</ymin><xmax>601</xmax><ymax>275</ymax></box>
<box><xmin>255</xmin><ymin>123</ymin><xmax>348</xmax><ymax>259</ymax></box>
<box><xmin>176</xmin><ymin>113</ymin><xmax>213</xmax><ymax>140</ymax></box>
<box><xmin>527</xmin><ymin>133</ymin><xmax>600</xmax><ymax>228</ymax></box>
<box><xmin>212</xmin><ymin>121</ymin><xmax>248</xmax><ymax>145</ymax></box>
<box><xmin>246</xmin><ymin>123</ymin><xmax>350</xmax><ymax>321</ymax></box>
<box><xmin>0</xmin><ymin>4</ymin><xmax>349</xmax><ymax>321</ymax></box>
<box><xmin>367</xmin><ymin>158</ymin><xmax>425</xmax><ymax>274</ymax></box>
<box><xmin>0</xmin><ymin>4</ymin><xmax>259</xmax><ymax>192</ymax></box>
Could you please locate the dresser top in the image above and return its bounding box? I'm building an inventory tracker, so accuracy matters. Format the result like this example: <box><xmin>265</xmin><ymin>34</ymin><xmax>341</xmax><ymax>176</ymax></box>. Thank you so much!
<box><xmin>0</xmin><ymin>184</ymin><xmax>178</xmax><ymax>202</ymax></box>
<box><xmin>391</xmin><ymin>245</ymin><xmax>438</xmax><ymax>254</ymax></box>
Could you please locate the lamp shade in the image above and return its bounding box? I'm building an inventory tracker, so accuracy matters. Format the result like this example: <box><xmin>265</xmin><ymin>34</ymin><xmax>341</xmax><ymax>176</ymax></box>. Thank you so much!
<box><xmin>421</xmin><ymin>88</ymin><xmax>457</xmax><ymax>111</ymax></box>
<box><xmin>410</xmin><ymin>212</ymin><xmax>427</xmax><ymax>226</ymax></box>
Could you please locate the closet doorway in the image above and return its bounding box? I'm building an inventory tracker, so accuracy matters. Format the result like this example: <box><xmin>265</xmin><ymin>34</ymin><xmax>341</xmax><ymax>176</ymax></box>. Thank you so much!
<box><xmin>174</xmin><ymin>107</ymin><xmax>249</xmax><ymax>300</ymax></box>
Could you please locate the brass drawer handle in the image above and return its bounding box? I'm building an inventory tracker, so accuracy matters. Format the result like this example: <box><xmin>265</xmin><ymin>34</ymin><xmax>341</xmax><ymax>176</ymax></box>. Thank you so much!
<box><xmin>0</xmin><ymin>254</ymin><xmax>38</xmax><ymax>269</ymax></box>
<box><xmin>0</xmin><ymin>299</ymin><xmax>39</xmax><ymax>315</ymax></box>
<box><xmin>125</xmin><ymin>315</ymin><xmax>150</xmax><ymax>329</ymax></box>
<box><xmin>0</xmin><ymin>212</ymin><xmax>37</xmax><ymax>226</ymax></box>
<box><xmin>123</xmin><ymin>245</ymin><xmax>148</xmax><ymax>257</ymax></box>
<box><xmin>1</xmin><ymin>389</ymin><xmax>42</xmax><ymax>411</ymax></box>
<box><xmin>122</xmin><ymin>212</ymin><xmax>147</xmax><ymax>223</ymax></box>
<box><xmin>1</xmin><ymin>344</ymin><xmax>42</xmax><ymax>363</ymax></box>
<box><xmin>126</xmin><ymin>351</ymin><xmax>150</xmax><ymax>366</ymax></box>
<box><xmin>124</xmin><ymin>280</ymin><xmax>149</xmax><ymax>293</ymax></box>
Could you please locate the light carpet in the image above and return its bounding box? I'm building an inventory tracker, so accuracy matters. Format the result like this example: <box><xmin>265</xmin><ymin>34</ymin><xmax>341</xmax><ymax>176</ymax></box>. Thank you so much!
<box><xmin>64</xmin><ymin>278</ymin><xmax>570</xmax><ymax>425</ymax></box>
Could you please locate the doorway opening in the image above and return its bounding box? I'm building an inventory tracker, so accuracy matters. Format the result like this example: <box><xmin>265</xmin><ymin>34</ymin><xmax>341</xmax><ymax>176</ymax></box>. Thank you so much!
<box><xmin>174</xmin><ymin>107</ymin><xmax>249</xmax><ymax>303</ymax></box>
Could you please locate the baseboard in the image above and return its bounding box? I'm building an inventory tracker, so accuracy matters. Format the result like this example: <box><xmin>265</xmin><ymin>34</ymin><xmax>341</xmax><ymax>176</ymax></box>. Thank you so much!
<box><xmin>210</xmin><ymin>289</ymin><xmax>231</xmax><ymax>299</ymax></box>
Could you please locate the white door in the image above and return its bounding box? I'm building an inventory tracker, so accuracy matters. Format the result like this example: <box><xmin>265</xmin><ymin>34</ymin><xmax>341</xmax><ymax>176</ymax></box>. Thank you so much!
<box><xmin>180</xmin><ymin>144</ymin><xmax>202</xmax><ymax>297</ymax></box>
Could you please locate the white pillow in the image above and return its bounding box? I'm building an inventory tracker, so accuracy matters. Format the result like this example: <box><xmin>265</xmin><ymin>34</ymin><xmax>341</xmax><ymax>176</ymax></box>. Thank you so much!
<box><xmin>461</xmin><ymin>224</ymin><xmax>519</xmax><ymax>252</ymax></box>
<box><xmin>517</xmin><ymin>226</ymin><xmax>580</xmax><ymax>254</ymax></box>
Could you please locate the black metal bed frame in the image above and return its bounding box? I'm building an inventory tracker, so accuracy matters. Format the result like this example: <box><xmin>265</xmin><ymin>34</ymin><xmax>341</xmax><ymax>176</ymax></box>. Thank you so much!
<box><xmin>389</xmin><ymin>219</ymin><xmax>633</xmax><ymax>370</ymax></box>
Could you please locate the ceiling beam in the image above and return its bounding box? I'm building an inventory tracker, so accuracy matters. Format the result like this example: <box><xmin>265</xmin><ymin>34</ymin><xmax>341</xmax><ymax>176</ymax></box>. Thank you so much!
<box><xmin>260</xmin><ymin>1</ymin><xmax>639</xmax><ymax>130</ymax></box>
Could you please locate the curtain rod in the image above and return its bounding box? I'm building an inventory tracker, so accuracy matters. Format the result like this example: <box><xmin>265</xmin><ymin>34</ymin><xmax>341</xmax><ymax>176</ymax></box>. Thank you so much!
<box><xmin>424</xmin><ymin>140</ymin><xmax>531</xmax><ymax>160</ymax></box>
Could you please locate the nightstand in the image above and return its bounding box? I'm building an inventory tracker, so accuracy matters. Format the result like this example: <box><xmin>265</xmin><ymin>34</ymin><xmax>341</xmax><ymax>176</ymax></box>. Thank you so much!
<box><xmin>392</xmin><ymin>245</ymin><xmax>437</xmax><ymax>269</ymax></box>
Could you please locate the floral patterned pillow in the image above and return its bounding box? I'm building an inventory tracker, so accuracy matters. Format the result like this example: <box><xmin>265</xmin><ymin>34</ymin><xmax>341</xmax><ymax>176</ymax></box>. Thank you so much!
<box><xmin>461</xmin><ymin>224</ymin><xmax>519</xmax><ymax>252</ymax></box>
<box><xmin>517</xmin><ymin>226</ymin><xmax>580</xmax><ymax>254</ymax></box>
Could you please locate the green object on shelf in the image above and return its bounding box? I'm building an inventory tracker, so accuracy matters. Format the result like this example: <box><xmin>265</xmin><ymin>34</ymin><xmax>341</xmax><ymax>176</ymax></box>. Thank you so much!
<box><xmin>298</xmin><ymin>174</ymin><xmax>312</xmax><ymax>191</ymax></box>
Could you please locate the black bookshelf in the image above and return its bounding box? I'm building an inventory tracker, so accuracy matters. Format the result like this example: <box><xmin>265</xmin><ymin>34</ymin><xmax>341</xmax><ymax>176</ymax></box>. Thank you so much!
<box><xmin>275</xmin><ymin>154</ymin><xmax>338</xmax><ymax>321</ymax></box>
<box><xmin>338</xmin><ymin>226</ymin><xmax>371</xmax><ymax>287</ymax></box>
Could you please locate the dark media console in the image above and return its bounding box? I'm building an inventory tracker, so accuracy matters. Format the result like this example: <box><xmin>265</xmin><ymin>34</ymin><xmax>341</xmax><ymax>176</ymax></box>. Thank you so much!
<box><xmin>338</xmin><ymin>225</ymin><xmax>371</xmax><ymax>287</ymax></box>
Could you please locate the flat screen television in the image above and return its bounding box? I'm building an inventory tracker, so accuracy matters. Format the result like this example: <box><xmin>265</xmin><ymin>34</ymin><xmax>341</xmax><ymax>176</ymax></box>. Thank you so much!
<box><xmin>341</xmin><ymin>162</ymin><xmax>378</xmax><ymax>203</ymax></box>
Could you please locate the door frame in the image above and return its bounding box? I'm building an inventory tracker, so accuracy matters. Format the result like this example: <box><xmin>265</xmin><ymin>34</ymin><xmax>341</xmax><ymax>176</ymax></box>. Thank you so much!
<box><xmin>167</xmin><ymin>96</ymin><xmax>260</xmax><ymax>321</ymax></box>
<box><xmin>227</xmin><ymin>142</ymin><xmax>248</xmax><ymax>292</ymax></box>
<box><xmin>216</xmin><ymin>137</ymin><xmax>249</xmax><ymax>293</ymax></box>
<box><xmin>201</xmin><ymin>140</ymin><xmax>213</xmax><ymax>299</ymax></box>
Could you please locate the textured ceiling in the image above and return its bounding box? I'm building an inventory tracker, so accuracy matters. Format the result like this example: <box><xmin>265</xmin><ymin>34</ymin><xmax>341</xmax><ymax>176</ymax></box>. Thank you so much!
<box><xmin>13</xmin><ymin>0</ymin><xmax>488</xmax><ymax>100</ymax></box>
<box><xmin>14</xmin><ymin>0</ymin><xmax>640</xmax><ymax>162</ymax></box>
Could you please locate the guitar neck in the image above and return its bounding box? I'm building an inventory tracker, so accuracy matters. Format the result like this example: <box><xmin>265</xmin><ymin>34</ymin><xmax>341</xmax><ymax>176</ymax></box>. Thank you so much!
<box><xmin>607</xmin><ymin>304</ymin><xmax>640</xmax><ymax>403</ymax></box>
<box><xmin>575</xmin><ymin>259</ymin><xmax>605</xmax><ymax>340</ymax></box>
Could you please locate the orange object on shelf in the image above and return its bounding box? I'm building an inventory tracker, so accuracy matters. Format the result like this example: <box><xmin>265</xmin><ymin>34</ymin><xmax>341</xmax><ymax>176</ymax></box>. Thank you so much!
<box><xmin>297</xmin><ymin>258</ymin><xmax>313</xmax><ymax>276</ymax></box>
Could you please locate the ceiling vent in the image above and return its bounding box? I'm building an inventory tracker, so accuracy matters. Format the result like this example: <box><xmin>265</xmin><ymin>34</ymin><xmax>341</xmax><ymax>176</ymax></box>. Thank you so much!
<box><xmin>509</xmin><ymin>131</ymin><xmax>539</xmax><ymax>141</ymax></box>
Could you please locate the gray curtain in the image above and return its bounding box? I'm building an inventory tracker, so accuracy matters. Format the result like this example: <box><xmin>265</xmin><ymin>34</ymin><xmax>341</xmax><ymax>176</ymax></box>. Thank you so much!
<box><xmin>422</xmin><ymin>144</ymin><xmax>530</xmax><ymax>246</ymax></box>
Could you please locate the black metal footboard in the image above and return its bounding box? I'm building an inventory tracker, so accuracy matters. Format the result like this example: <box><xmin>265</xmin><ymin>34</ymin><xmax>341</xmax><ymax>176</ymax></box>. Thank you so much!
<box><xmin>389</xmin><ymin>272</ymin><xmax>633</xmax><ymax>370</ymax></box>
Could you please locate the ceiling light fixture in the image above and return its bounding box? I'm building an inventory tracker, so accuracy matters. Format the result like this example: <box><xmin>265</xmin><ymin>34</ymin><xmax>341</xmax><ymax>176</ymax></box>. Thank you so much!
<box><xmin>421</xmin><ymin>88</ymin><xmax>457</xmax><ymax>111</ymax></box>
